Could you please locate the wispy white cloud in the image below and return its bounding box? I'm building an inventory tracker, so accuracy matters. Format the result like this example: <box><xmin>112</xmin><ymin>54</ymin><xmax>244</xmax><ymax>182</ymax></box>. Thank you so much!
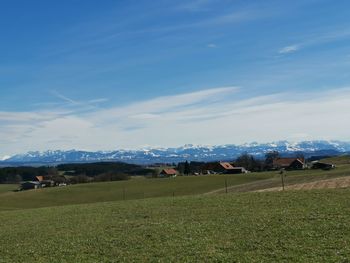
<box><xmin>43</xmin><ymin>6</ymin><xmax>267</xmax><ymax>59</ymax></box>
<box><xmin>88</xmin><ymin>98</ymin><xmax>109</xmax><ymax>104</ymax></box>
<box><xmin>51</xmin><ymin>90</ymin><xmax>79</xmax><ymax>105</ymax></box>
<box><xmin>88</xmin><ymin>86</ymin><xmax>239</xmax><ymax>125</ymax></box>
<box><xmin>49</xmin><ymin>90</ymin><xmax>108</xmax><ymax>113</ymax></box>
<box><xmin>0</xmin><ymin>111</ymin><xmax>64</xmax><ymax>123</ymax></box>
<box><xmin>1</xmin><ymin>86</ymin><xmax>350</xmax><ymax>157</ymax></box>
<box><xmin>279</xmin><ymin>45</ymin><xmax>300</xmax><ymax>54</ymax></box>
<box><xmin>142</xmin><ymin>9</ymin><xmax>261</xmax><ymax>32</ymax></box>
<box><xmin>278</xmin><ymin>27</ymin><xmax>350</xmax><ymax>55</ymax></box>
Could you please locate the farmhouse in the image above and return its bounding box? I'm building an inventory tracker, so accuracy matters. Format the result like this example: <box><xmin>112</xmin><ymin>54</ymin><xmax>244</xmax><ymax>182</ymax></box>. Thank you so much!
<box><xmin>159</xmin><ymin>168</ymin><xmax>178</xmax><ymax>177</ymax></box>
<box><xmin>35</xmin><ymin>175</ymin><xmax>55</xmax><ymax>187</ymax></box>
<box><xmin>202</xmin><ymin>162</ymin><xmax>237</xmax><ymax>174</ymax></box>
<box><xmin>273</xmin><ymin>158</ymin><xmax>305</xmax><ymax>170</ymax></box>
<box><xmin>35</xmin><ymin>175</ymin><xmax>68</xmax><ymax>187</ymax></box>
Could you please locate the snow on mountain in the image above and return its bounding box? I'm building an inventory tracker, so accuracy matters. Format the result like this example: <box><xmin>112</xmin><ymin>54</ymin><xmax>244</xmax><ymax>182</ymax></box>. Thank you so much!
<box><xmin>0</xmin><ymin>156</ymin><xmax>11</xmax><ymax>161</ymax></box>
<box><xmin>2</xmin><ymin>140</ymin><xmax>350</xmax><ymax>164</ymax></box>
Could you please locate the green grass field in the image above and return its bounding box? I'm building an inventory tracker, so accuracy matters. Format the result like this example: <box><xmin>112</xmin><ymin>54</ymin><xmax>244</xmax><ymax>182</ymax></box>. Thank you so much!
<box><xmin>0</xmin><ymin>173</ymin><xmax>272</xmax><ymax>211</ymax></box>
<box><xmin>0</xmin><ymin>184</ymin><xmax>17</xmax><ymax>194</ymax></box>
<box><xmin>2</xmin><ymin>162</ymin><xmax>350</xmax><ymax>211</ymax></box>
<box><xmin>322</xmin><ymin>155</ymin><xmax>350</xmax><ymax>165</ymax></box>
<box><xmin>217</xmin><ymin>162</ymin><xmax>350</xmax><ymax>193</ymax></box>
<box><xmin>0</xmin><ymin>189</ymin><xmax>349</xmax><ymax>262</ymax></box>
<box><xmin>0</xmin><ymin>161</ymin><xmax>350</xmax><ymax>262</ymax></box>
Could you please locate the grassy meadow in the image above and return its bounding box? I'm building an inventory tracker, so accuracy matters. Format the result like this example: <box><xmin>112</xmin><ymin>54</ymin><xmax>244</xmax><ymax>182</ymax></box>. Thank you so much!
<box><xmin>2</xmin><ymin>158</ymin><xmax>350</xmax><ymax>211</ymax></box>
<box><xmin>216</xmin><ymin>161</ymin><xmax>350</xmax><ymax>193</ymax></box>
<box><xmin>0</xmin><ymin>173</ymin><xmax>272</xmax><ymax>211</ymax></box>
<box><xmin>0</xmin><ymin>189</ymin><xmax>349</xmax><ymax>262</ymax></box>
<box><xmin>0</xmin><ymin>184</ymin><xmax>17</xmax><ymax>194</ymax></box>
<box><xmin>0</xmin><ymin>158</ymin><xmax>349</xmax><ymax>262</ymax></box>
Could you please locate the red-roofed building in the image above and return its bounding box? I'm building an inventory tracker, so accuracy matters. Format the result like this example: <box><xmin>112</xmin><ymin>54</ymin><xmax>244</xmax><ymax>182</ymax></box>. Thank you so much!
<box><xmin>202</xmin><ymin>162</ymin><xmax>238</xmax><ymax>174</ymax></box>
<box><xmin>159</xmin><ymin>168</ymin><xmax>178</xmax><ymax>177</ymax></box>
<box><xmin>35</xmin><ymin>176</ymin><xmax>44</xmax><ymax>182</ymax></box>
<box><xmin>34</xmin><ymin>175</ymin><xmax>55</xmax><ymax>187</ymax></box>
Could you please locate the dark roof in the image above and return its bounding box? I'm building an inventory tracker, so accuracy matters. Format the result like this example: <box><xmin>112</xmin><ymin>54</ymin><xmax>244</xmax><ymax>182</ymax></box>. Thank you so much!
<box><xmin>312</xmin><ymin>161</ymin><xmax>333</xmax><ymax>165</ymax></box>
<box><xmin>273</xmin><ymin>158</ymin><xmax>304</xmax><ymax>167</ymax></box>
<box><xmin>21</xmin><ymin>181</ymin><xmax>41</xmax><ymax>185</ymax></box>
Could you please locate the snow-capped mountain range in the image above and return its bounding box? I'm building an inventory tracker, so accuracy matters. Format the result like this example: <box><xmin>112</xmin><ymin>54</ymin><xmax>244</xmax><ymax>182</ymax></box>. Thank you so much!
<box><xmin>1</xmin><ymin>140</ymin><xmax>350</xmax><ymax>165</ymax></box>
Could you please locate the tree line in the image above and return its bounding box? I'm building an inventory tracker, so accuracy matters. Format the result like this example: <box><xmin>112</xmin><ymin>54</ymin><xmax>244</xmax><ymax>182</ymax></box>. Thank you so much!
<box><xmin>0</xmin><ymin>166</ymin><xmax>56</xmax><ymax>183</ymax></box>
<box><xmin>0</xmin><ymin>162</ymin><xmax>155</xmax><ymax>184</ymax></box>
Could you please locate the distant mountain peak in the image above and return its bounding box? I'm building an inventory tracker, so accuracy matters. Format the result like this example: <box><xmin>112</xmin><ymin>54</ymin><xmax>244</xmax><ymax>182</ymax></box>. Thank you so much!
<box><xmin>2</xmin><ymin>140</ymin><xmax>350</xmax><ymax>165</ymax></box>
<box><xmin>0</xmin><ymin>156</ymin><xmax>11</xmax><ymax>161</ymax></box>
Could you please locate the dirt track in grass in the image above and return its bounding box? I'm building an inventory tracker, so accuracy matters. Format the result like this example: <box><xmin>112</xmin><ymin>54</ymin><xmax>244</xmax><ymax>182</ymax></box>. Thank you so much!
<box><xmin>256</xmin><ymin>176</ymin><xmax>350</xmax><ymax>192</ymax></box>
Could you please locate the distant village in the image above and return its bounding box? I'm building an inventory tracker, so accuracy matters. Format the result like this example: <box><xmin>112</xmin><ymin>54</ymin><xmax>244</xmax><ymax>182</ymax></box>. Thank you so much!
<box><xmin>0</xmin><ymin>152</ymin><xmax>336</xmax><ymax>191</ymax></box>
<box><xmin>159</xmin><ymin>156</ymin><xmax>335</xmax><ymax>178</ymax></box>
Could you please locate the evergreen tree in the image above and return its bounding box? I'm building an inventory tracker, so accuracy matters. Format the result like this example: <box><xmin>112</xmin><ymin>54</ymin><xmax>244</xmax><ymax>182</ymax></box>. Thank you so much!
<box><xmin>184</xmin><ymin>161</ymin><xmax>191</xmax><ymax>175</ymax></box>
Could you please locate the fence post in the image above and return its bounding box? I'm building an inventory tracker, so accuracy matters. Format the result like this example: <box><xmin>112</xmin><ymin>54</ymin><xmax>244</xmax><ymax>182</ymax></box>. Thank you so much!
<box><xmin>280</xmin><ymin>169</ymin><xmax>285</xmax><ymax>191</ymax></box>
<box><xmin>225</xmin><ymin>178</ymin><xmax>228</xmax><ymax>194</ymax></box>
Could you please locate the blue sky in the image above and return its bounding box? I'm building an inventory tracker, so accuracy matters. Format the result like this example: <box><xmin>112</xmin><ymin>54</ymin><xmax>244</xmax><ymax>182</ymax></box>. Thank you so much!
<box><xmin>1</xmin><ymin>0</ymin><xmax>350</xmax><ymax>157</ymax></box>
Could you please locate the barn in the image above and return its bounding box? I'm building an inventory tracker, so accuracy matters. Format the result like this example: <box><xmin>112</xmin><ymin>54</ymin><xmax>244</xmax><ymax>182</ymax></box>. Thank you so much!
<box><xmin>202</xmin><ymin>162</ymin><xmax>236</xmax><ymax>174</ymax></box>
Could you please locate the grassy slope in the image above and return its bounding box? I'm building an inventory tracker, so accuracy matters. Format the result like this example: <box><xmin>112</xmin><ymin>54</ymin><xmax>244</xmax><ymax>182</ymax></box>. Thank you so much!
<box><xmin>0</xmin><ymin>173</ymin><xmax>271</xmax><ymax>211</ymax></box>
<box><xmin>0</xmin><ymin>184</ymin><xmax>17</xmax><ymax>194</ymax></box>
<box><xmin>0</xmin><ymin>189</ymin><xmax>349</xmax><ymax>262</ymax></box>
<box><xmin>321</xmin><ymin>155</ymin><xmax>350</xmax><ymax>165</ymax></box>
<box><xmin>215</xmin><ymin>163</ymin><xmax>350</xmax><ymax>193</ymax></box>
<box><xmin>1</xmin><ymin>161</ymin><xmax>350</xmax><ymax>210</ymax></box>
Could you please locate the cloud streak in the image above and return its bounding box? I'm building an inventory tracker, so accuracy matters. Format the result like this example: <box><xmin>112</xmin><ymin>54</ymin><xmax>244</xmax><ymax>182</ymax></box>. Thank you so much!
<box><xmin>278</xmin><ymin>27</ymin><xmax>350</xmax><ymax>55</ymax></box>
<box><xmin>49</xmin><ymin>90</ymin><xmax>109</xmax><ymax>114</ymax></box>
<box><xmin>279</xmin><ymin>45</ymin><xmax>300</xmax><ymax>54</ymax></box>
<box><xmin>1</xmin><ymin>86</ymin><xmax>350</xmax><ymax>158</ymax></box>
